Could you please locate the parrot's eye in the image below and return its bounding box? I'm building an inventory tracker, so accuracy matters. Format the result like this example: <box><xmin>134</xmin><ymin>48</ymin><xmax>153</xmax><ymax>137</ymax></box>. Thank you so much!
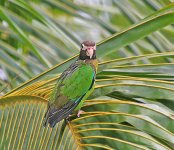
<box><xmin>81</xmin><ymin>44</ymin><xmax>87</xmax><ymax>50</ymax></box>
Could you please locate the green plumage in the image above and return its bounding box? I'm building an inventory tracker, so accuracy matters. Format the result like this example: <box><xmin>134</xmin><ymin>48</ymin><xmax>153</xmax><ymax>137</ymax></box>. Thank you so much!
<box><xmin>43</xmin><ymin>59</ymin><xmax>97</xmax><ymax>127</ymax></box>
<box><xmin>60</xmin><ymin>62</ymin><xmax>94</xmax><ymax>100</ymax></box>
<box><xmin>43</xmin><ymin>40</ymin><xmax>97</xmax><ymax>128</ymax></box>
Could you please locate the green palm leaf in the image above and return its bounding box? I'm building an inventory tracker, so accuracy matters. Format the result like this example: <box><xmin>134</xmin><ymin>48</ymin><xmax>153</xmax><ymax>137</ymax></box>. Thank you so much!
<box><xmin>1</xmin><ymin>0</ymin><xmax>174</xmax><ymax>149</ymax></box>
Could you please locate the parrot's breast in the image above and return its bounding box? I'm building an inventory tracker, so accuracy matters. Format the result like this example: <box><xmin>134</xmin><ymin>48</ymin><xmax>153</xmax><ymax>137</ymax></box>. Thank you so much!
<box><xmin>60</xmin><ymin>62</ymin><xmax>96</xmax><ymax>101</ymax></box>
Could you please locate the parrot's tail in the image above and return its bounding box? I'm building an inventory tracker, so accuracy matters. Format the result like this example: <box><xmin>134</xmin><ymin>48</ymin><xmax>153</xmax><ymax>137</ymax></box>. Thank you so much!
<box><xmin>43</xmin><ymin>101</ymin><xmax>79</xmax><ymax>128</ymax></box>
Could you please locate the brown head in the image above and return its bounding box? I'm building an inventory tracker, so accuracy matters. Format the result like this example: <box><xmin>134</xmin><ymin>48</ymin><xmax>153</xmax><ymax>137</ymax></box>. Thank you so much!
<box><xmin>79</xmin><ymin>41</ymin><xmax>96</xmax><ymax>60</ymax></box>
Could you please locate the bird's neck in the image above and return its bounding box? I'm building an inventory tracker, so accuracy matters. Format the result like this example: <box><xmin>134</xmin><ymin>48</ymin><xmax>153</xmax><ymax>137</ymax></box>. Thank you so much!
<box><xmin>82</xmin><ymin>59</ymin><xmax>98</xmax><ymax>72</ymax></box>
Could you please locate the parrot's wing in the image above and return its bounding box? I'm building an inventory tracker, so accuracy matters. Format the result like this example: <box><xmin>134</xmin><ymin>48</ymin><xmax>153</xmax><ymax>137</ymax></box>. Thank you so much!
<box><xmin>43</xmin><ymin>60</ymin><xmax>95</xmax><ymax>127</ymax></box>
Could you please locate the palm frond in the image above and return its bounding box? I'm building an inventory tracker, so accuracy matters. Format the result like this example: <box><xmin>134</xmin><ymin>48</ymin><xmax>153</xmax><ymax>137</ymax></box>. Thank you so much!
<box><xmin>1</xmin><ymin>0</ymin><xmax>174</xmax><ymax>149</ymax></box>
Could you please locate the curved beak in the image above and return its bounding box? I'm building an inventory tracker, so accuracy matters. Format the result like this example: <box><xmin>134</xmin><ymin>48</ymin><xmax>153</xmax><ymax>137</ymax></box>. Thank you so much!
<box><xmin>86</xmin><ymin>47</ymin><xmax>94</xmax><ymax>59</ymax></box>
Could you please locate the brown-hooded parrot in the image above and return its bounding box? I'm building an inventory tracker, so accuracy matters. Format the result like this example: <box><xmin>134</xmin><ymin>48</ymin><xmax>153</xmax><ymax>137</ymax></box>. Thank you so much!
<box><xmin>43</xmin><ymin>41</ymin><xmax>98</xmax><ymax>128</ymax></box>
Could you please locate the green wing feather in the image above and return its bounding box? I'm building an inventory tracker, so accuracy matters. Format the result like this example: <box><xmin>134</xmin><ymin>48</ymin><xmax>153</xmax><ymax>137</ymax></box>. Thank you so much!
<box><xmin>43</xmin><ymin>60</ymin><xmax>96</xmax><ymax>127</ymax></box>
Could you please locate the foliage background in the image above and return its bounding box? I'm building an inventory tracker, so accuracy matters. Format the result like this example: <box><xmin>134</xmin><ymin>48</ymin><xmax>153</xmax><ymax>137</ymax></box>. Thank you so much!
<box><xmin>0</xmin><ymin>0</ymin><xmax>174</xmax><ymax>149</ymax></box>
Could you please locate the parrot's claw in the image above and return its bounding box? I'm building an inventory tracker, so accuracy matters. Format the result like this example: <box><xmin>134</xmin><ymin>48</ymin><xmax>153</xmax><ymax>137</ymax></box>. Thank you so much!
<box><xmin>77</xmin><ymin>110</ymin><xmax>84</xmax><ymax>117</ymax></box>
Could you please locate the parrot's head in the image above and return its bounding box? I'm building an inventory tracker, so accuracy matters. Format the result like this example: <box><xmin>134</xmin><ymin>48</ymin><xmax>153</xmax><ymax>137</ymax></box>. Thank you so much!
<box><xmin>79</xmin><ymin>40</ymin><xmax>96</xmax><ymax>60</ymax></box>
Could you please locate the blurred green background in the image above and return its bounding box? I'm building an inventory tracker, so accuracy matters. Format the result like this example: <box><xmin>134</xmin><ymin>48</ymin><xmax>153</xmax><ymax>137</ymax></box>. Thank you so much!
<box><xmin>0</xmin><ymin>0</ymin><xmax>174</xmax><ymax>149</ymax></box>
<box><xmin>0</xmin><ymin>0</ymin><xmax>174</xmax><ymax>92</ymax></box>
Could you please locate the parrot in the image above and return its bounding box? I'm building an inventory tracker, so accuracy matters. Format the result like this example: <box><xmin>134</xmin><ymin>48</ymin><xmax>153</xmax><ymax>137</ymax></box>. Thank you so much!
<box><xmin>43</xmin><ymin>40</ymin><xmax>98</xmax><ymax>128</ymax></box>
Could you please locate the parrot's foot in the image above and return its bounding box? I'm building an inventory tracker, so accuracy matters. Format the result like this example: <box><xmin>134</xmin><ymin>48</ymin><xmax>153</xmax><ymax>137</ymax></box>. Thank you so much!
<box><xmin>77</xmin><ymin>110</ymin><xmax>84</xmax><ymax>117</ymax></box>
